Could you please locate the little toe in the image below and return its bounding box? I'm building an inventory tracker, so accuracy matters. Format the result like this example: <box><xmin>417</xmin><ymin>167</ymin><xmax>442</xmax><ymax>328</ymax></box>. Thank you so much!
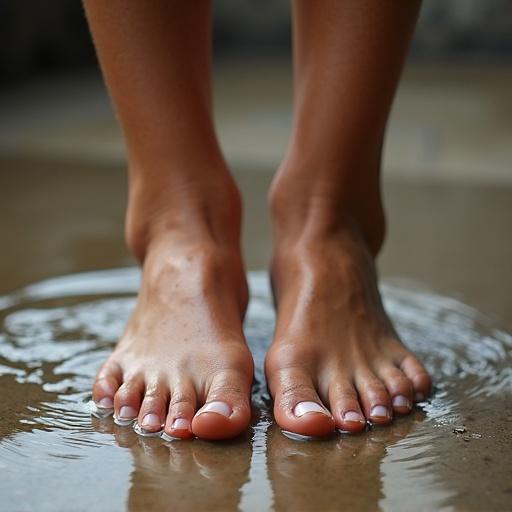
<box><xmin>114</xmin><ymin>377</ymin><xmax>144</xmax><ymax>423</ymax></box>
<box><xmin>400</xmin><ymin>354</ymin><xmax>432</xmax><ymax>402</ymax></box>
<box><xmin>137</xmin><ymin>382</ymin><xmax>169</xmax><ymax>433</ymax></box>
<box><xmin>377</xmin><ymin>365</ymin><xmax>413</xmax><ymax>415</ymax></box>
<box><xmin>271</xmin><ymin>367</ymin><xmax>335</xmax><ymax>437</ymax></box>
<box><xmin>192</xmin><ymin>369</ymin><xmax>251</xmax><ymax>440</ymax></box>
<box><xmin>329</xmin><ymin>380</ymin><xmax>366</xmax><ymax>433</ymax></box>
<box><xmin>355</xmin><ymin>372</ymin><xmax>392</xmax><ymax>425</ymax></box>
<box><xmin>164</xmin><ymin>384</ymin><xmax>196</xmax><ymax>440</ymax></box>
<box><xmin>92</xmin><ymin>361</ymin><xmax>122</xmax><ymax>408</ymax></box>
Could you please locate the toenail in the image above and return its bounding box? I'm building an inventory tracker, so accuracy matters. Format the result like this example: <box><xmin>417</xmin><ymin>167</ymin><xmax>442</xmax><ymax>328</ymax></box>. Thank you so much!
<box><xmin>370</xmin><ymin>405</ymin><xmax>390</xmax><ymax>419</ymax></box>
<box><xmin>392</xmin><ymin>395</ymin><xmax>411</xmax><ymax>409</ymax></box>
<box><xmin>294</xmin><ymin>401</ymin><xmax>331</xmax><ymax>418</ymax></box>
<box><xmin>141</xmin><ymin>413</ymin><xmax>162</xmax><ymax>428</ymax></box>
<box><xmin>414</xmin><ymin>392</ymin><xmax>425</xmax><ymax>402</ymax></box>
<box><xmin>119</xmin><ymin>406</ymin><xmax>137</xmax><ymax>419</ymax></box>
<box><xmin>197</xmin><ymin>401</ymin><xmax>232</xmax><ymax>418</ymax></box>
<box><xmin>343</xmin><ymin>411</ymin><xmax>365</xmax><ymax>423</ymax></box>
<box><xmin>171</xmin><ymin>418</ymin><xmax>191</xmax><ymax>431</ymax></box>
<box><xmin>97</xmin><ymin>397</ymin><xmax>114</xmax><ymax>409</ymax></box>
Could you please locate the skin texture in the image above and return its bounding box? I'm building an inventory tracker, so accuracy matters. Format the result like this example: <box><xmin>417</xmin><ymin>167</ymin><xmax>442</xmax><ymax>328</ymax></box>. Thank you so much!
<box><xmin>84</xmin><ymin>1</ymin><xmax>254</xmax><ymax>440</ymax></box>
<box><xmin>265</xmin><ymin>0</ymin><xmax>431</xmax><ymax>436</ymax></box>
<box><xmin>84</xmin><ymin>0</ymin><xmax>431</xmax><ymax>440</ymax></box>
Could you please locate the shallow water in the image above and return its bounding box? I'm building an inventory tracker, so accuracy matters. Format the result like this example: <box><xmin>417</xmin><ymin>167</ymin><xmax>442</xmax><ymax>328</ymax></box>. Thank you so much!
<box><xmin>0</xmin><ymin>269</ymin><xmax>511</xmax><ymax>511</ymax></box>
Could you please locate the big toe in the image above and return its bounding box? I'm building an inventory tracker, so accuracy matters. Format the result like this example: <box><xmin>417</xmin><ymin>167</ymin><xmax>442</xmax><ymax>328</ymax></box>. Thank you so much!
<box><xmin>270</xmin><ymin>367</ymin><xmax>335</xmax><ymax>437</ymax></box>
<box><xmin>191</xmin><ymin>370</ymin><xmax>252</xmax><ymax>440</ymax></box>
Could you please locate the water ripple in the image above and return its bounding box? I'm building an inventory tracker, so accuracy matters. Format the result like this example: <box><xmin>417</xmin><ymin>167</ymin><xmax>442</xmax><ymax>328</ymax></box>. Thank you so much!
<box><xmin>0</xmin><ymin>268</ymin><xmax>510</xmax><ymax>511</ymax></box>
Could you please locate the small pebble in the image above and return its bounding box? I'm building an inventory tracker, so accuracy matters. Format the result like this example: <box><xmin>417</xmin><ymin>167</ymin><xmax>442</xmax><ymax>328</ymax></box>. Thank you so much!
<box><xmin>453</xmin><ymin>426</ymin><xmax>466</xmax><ymax>434</ymax></box>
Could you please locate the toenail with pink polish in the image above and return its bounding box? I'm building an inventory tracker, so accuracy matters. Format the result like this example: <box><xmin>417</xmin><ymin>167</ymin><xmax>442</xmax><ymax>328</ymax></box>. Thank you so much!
<box><xmin>172</xmin><ymin>418</ymin><xmax>191</xmax><ymax>430</ymax></box>
<box><xmin>198</xmin><ymin>401</ymin><xmax>232</xmax><ymax>417</ymax></box>
<box><xmin>392</xmin><ymin>395</ymin><xmax>411</xmax><ymax>408</ymax></box>
<box><xmin>119</xmin><ymin>406</ymin><xmax>137</xmax><ymax>419</ymax></box>
<box><xmin>97</xmin><ymin>397</ymin><xmax>114</xmax><ymax>408</ymax></box>
<box><xmin>343</xmin><ymin>411</ymin><xmax>365</xmax><ymax>423</ymax></box>
<box><xmin>294</xmin><ymin>401</ymin><xmax>331</xmax><ymax>417</ymax></box>
<box><xmin>141</xmin><ymin>413</ymin><xmax>162</xmax><ymax>428</ymax></box>
<box><xmin>370</xmin><ymin>405</ymin><xmax>390</xmax><ymax>418</ymax></box>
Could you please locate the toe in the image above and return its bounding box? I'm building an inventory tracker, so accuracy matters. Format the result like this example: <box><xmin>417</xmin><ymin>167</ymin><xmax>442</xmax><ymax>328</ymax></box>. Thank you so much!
<box><xmin>328</xmin><ymin>380</ymin><xmax>366</xmax><ymax>433</ymax></box>
<box><xmin>377</xmin><ymin>364</ymin><xmax>413</xmax><ymax>415</ymax></box>
<box><xmin>137</xmin><ymin>381</ymin><xmax>169</xmax><ymax>433</ymax></box>
<box><xmin>164</xmin><ymin>383</ymin><xmax>196</xmax><ymax>440</ymax></box>
<box><xmin>400</xmin><ymin>354</ymin><xmax>431</xmax><ymax>402</ymax></box>
<box><xmin>270</xmin><ymin>367</ymin><xmax>335</xmax><ymax>437</ymax></box>
<box><xmin>192</xmin><ymin>369</ymin><xmax>251</xmax><ymax>441</ymax></box>
<box><xmin>114</xmin><ymin>377</ymin><xmax>144</xmax><ymax>422</ymax></box>
<box><xmin>355</xmin><ymin>371</ymin><xmax>392</xmax><ymax>425</ymax></box>
<box><xmin>92</xmin><ymin>360</ymin><xmax>122</xmax><ymax>408</ymax></box>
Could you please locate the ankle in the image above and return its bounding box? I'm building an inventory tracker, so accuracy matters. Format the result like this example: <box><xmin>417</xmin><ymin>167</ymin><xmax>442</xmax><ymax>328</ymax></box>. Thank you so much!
<box><xmin>125</xmin><ymin>165</ymin><xmax>242</xmax><ymax>262</ymax></box>
<box><xmin>269</xmin><ymin>160</ymin><xmax>386</xmax><ymax>257</ymax></box>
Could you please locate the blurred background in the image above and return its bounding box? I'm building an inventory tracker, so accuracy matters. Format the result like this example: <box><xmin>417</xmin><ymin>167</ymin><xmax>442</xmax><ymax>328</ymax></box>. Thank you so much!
<box><xmin>1</xmin><ymin>1</ymin><xmax>511</xmax><ymax>327</ymax></box>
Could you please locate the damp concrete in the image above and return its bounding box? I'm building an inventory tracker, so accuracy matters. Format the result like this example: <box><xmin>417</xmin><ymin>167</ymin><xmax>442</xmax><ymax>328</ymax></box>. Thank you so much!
<box><xmin>0</xmin><ymin>269</ymin><xmax>511</xmax><ymax>511</ymax></box>
<box><xmin>1</xmin><ymin>60</ymin><xmax>511</xmax><ymax>512</ymax></box>
<box><xmin>0</xmin><ymin>158</ymin><xmax>511</xmax><ymax>511</ymax></box>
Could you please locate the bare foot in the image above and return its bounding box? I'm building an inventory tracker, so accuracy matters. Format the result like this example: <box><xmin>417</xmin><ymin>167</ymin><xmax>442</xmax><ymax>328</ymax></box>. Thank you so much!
<box><xmin>265</xmin><ymin>220</ymin><xmax>431</xmax><ymax>437</ymax></box>
<box><xmin>92</xmin><ymin>178</ymin><xmax>254</xmax><ymax>440</ymax></box>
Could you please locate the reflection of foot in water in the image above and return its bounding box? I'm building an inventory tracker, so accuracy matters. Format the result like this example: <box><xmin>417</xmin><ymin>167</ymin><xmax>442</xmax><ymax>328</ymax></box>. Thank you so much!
<box><xmin>264</xmin><ymin>0</ymin><xmax>431</xmax><ymax>437</ymax></box>
<box><xmin>107</xmin><ymin>422</ymin><xmax>252</xmax><ymax>511</ymax></box>
<box><xmin>266</xmin><ymin>411</ymin><xmax>422</xmax><ymax>511</ymax></box>
<box><xmin>84</xmin><ymin>3</ymin><xmax>254</xmax><ymax>440</ymax></box>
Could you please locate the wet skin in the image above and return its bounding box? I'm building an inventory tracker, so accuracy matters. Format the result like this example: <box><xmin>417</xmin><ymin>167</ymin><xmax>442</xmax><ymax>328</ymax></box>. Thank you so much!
<box><xmin>92</xmin><ymin>189</ymin><xmax>430</xmax><ymax>439</ymax></box>
<box><xmin>85</xmin><ymin>0</ymin><xmax>431</xmax><ymax>439</ymax></box>
<box><xmin>92</xmin><ymin>210</ymin><xmax>255</xmax><ymax>440</ymax></box>
<box><xmin>265</xmin><ymin>222</ymin><xmax>431</xmax><ymax>436</ymax></box>
<box><xmin>91</xmin><ymin>171</ymin><xmax>256</xmax><ymax>440</ymax></box>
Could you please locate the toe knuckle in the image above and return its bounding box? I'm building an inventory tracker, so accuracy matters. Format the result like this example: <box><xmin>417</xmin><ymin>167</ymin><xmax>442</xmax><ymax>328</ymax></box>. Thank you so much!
<box><xmin>336</xmin><ymin>388</ymin><xmax>358</xmax><ymax>402</ymax></box>
<box><xmin>392</xmin><ymin>375</ymin><xmax>413</xmax><ymax>390</ymax></box>
<box><xmin>365</xmin><ymin>380</ymin><xmax>388</xmax><ymax>399</ymax></box>
<box><xmin>213</xmin><ymin>384</ymin><xmax>246</xmax><ymax>399</ymax></box>
<box><xmin>170</xmin><ymin>391</ymin><xmax>193</xmax><ymax>407</ymax></box>
<box><xmin>279</xmin><ymin>381</ymin><xmax>313</xmax><ymax>401</ymax></box>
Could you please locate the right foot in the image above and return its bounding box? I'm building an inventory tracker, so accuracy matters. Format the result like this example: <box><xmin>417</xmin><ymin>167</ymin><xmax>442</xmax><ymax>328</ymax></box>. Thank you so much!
<box><xmin>92</xmin><ymin>177</ymin><xmax>254</xmax><ymax>440</ymax></box>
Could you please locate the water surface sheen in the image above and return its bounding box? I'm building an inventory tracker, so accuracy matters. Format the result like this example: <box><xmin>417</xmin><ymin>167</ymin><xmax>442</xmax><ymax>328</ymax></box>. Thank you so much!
<box><xmin>0</xmin><ymin>269</ymin><xmax>511</xmax><ymax>511</ymax></box>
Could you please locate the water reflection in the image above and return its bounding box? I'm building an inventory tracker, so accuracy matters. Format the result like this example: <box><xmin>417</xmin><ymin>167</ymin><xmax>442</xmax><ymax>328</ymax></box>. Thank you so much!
<box><xmin>267</xmin><ymin>411</ymin><xmax>424</xmax><ymax>511</ymax></box>
<box><xmin>0</xmin><ymin>269</ymin><xmax>510</xmax><ymax>511</ymax></box>
<box><xmin>98</xmin><ymin>419</ymin><xmax>253</xmax><ymax>512</ymax></box>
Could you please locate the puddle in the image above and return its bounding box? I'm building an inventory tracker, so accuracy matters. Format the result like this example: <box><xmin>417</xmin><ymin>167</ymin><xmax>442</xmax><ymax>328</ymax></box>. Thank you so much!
<box><xmin>0</xmin><ymin>269</ymin><xmax>511</xmax><ymax>511</ymax></box>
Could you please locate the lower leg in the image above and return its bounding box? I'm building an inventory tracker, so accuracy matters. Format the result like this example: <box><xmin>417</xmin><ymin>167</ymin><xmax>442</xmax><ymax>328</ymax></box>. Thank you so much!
<box><xmin>84</xmin><ymin>0</ymin><xmax>253</xmax><ymax>440</ymax></box>
<box><xmin>266</xmin><ymin>0</ymin><xmax>431</xmax><ymax>436</ymax></box>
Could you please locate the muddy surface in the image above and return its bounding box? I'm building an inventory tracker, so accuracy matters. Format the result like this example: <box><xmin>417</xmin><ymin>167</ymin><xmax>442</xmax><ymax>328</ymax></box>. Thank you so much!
<box><xmin>1</xmin><ymin>269</ymin><xmax>511</xmax><ymax>511</ymax></box>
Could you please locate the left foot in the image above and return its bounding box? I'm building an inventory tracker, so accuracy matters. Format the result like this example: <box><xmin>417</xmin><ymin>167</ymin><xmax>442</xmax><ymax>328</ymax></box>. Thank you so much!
<box><xmin>265</xmin><ymin>211</ymin><xmax>431</xmax><ymax>437</ymax></box>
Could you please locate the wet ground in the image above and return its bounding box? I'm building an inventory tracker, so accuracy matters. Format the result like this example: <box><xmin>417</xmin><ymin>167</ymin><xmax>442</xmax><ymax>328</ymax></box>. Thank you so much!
<box><xmin>1</xmin><ymin>267</ymin><xmax>511</xmax><ymax>511</ymax></box>
<box><xmin>1</xmin><ymin>61</ymin><xmax>512</xmax><ymax>511</ymax></box>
